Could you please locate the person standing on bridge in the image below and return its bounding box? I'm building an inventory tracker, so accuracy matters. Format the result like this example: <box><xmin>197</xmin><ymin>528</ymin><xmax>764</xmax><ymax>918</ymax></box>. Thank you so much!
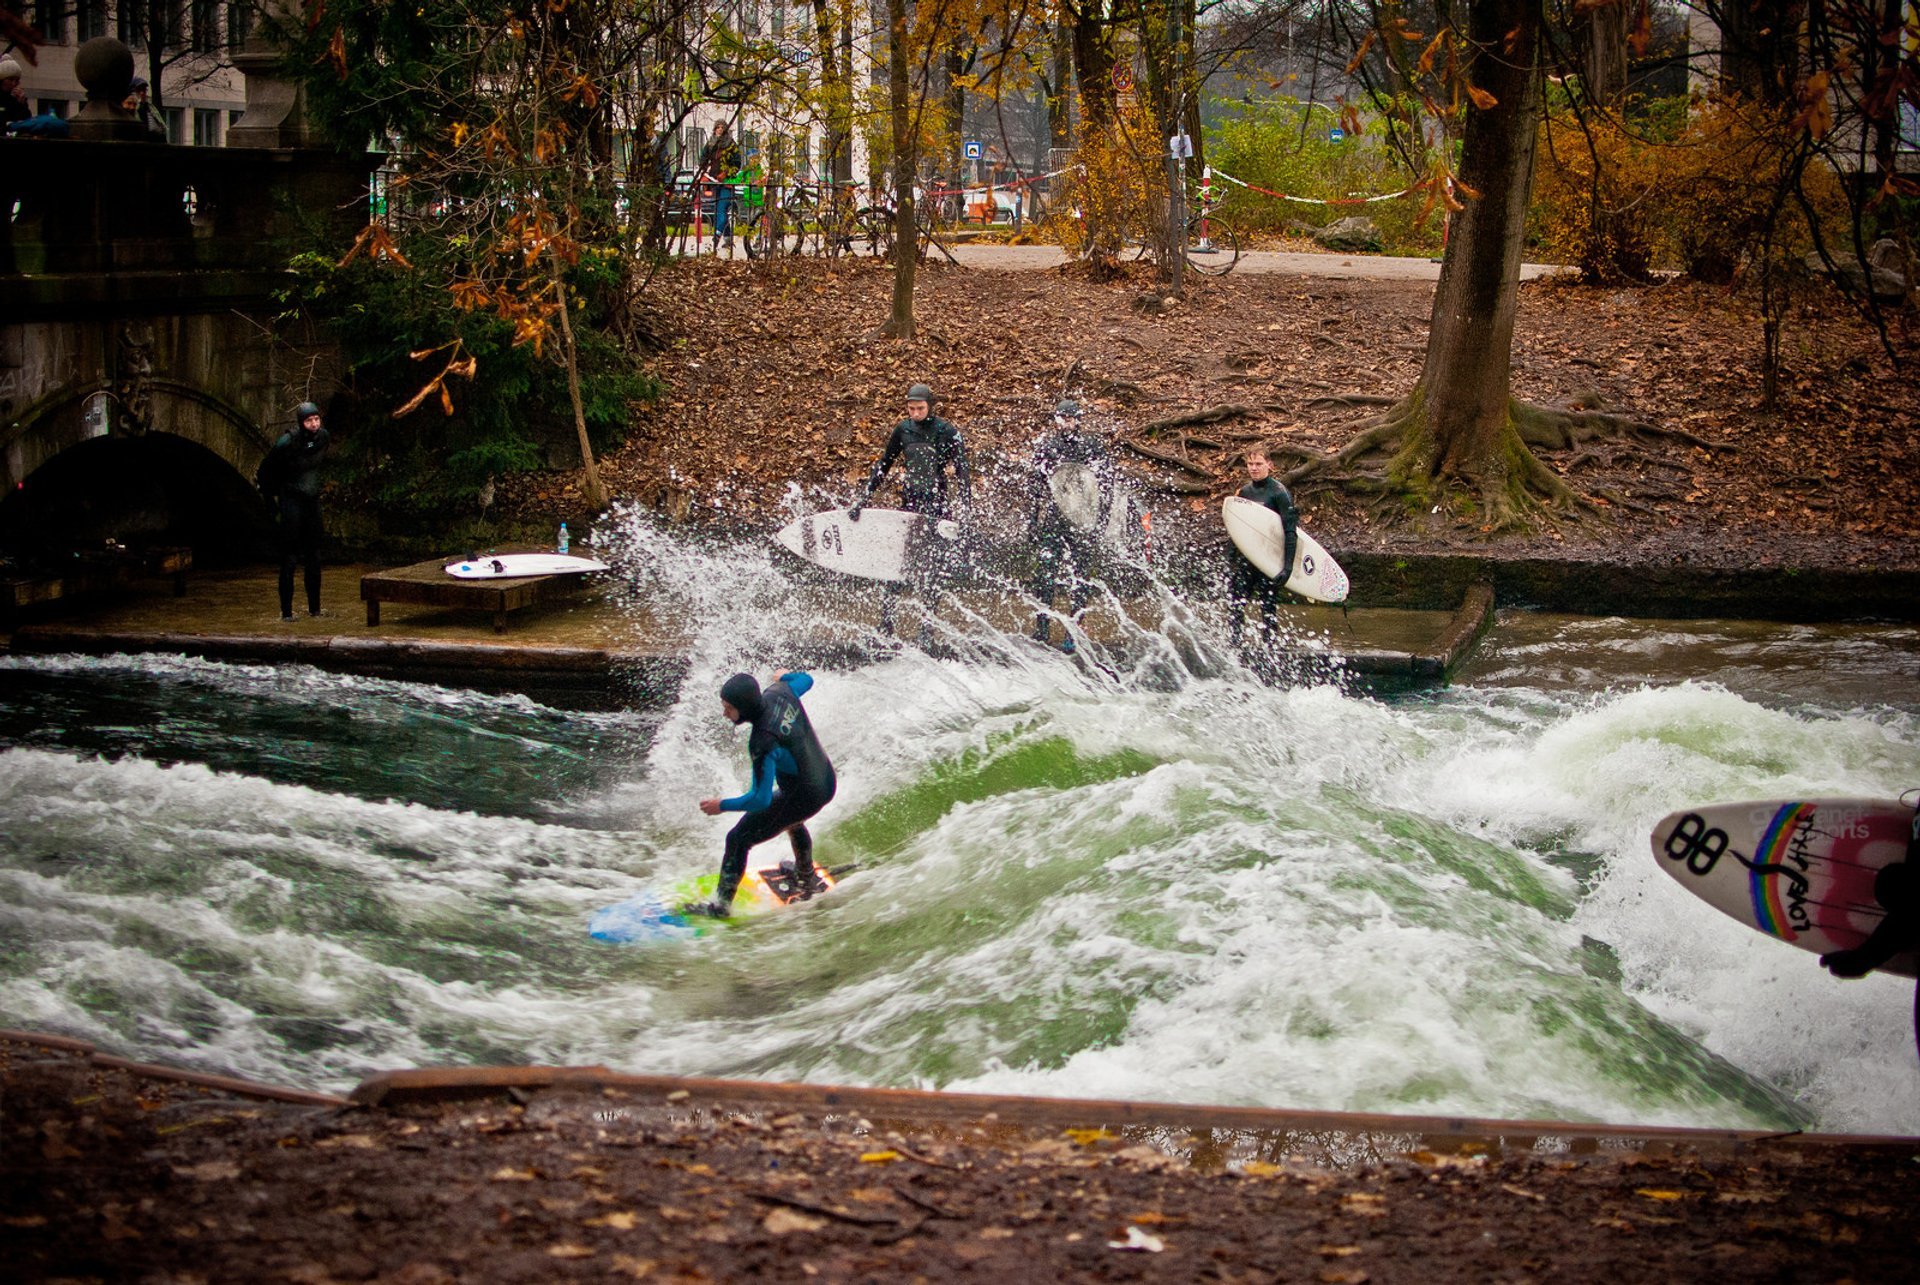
<box><xmin>256</xmin><ymin>401</ymin><xmax>331</xmax><ymax>621</ymax></box>
<box><xmin>0</xmin><ymin>59</ymin><xmax>30</xmax><ymax>131</ymax></box>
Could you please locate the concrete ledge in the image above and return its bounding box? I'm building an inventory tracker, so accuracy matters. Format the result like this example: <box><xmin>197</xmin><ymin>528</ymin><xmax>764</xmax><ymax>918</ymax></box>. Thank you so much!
<box><xmin>6</xmin><ymin>625</ymin><xmax>690</xmax><ymax>709</ymax></box>
<box><xmin>1343</xmin><ymin>552</ymin><xmax>1920</xmax><ymax>622</ymax></box>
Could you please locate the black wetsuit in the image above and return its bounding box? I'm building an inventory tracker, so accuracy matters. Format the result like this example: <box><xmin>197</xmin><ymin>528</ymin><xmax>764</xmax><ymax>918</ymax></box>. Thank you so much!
<box><xmin>1228</xmin><ymin>474</ymin><xmax>1298</xmax><ymax>653</ymax></box>
<box><xmin>1028</xmin><ymin>427</ymin><xmax>1114</xmax><ymax>645</ymax></box>
<box><xmin>259</xmin><ymin>425</ymin><xmax>330</xmax><ymax>617</ymax></box>
<box><xmin>714</xmin><ymin>673</ymin><xmax>837</xmax><ymax>910</ymax></box>
<box><xmin>1822</xmin><ymin>805</ymin><xmax>1920</xmax><ymax>1059</ymax></box>
<box><xmin>855</xmin><ymin>416</ymin><xmax>972</xmax><ymax>635</ymax></box>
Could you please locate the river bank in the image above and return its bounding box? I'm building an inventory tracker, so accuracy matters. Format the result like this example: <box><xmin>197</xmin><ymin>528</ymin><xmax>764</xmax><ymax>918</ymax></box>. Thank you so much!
<box><xmin>7</xmin><ymin>1029</ymin><xmax>1918</xmax><ymax>1283</ymax></box>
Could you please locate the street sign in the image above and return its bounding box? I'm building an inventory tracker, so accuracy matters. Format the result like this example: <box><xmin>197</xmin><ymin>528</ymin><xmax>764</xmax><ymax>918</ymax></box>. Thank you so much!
<box><xmin>963</xmin><ymin>140</ymin><xmax>982</xmax><ymax>160</ymax></box>
<box><xmin>1168</xmin><ymin>134</ymin><xmax>1193</xmax><ymax>159</ymax></box>
<box><xmin>1329</xmin><ymin>127</ymin><xmax>1346</xmax><ymax>143</ymax></box>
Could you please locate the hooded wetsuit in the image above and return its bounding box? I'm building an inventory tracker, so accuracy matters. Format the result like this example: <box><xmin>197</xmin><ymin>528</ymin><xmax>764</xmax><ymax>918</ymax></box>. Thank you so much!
<box><xmin>259</xmin><ymin>418</ymin><xmax>331</xmax><ymax>617</ymax></box>
<box><xmin>713</xmin><ymin>672</ymin><xmax>837</xmax><ymax>910</ymax></box>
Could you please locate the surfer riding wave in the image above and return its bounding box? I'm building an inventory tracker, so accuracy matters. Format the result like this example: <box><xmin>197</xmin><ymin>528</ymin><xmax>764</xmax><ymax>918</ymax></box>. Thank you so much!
<box><xmin>686</xmin><ymin>672</ymin><xmax>837</xmax><ymax>918</ymax></box>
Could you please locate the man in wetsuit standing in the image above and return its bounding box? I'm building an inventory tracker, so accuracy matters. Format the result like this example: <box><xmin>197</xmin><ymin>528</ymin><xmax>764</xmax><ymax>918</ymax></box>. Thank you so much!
<box><xmin>1227</xmin><ymin>445</ymin><xmax>1298</xmax><ymax>659</ymax></box>
<box><xmin>1027</xmin><ymin>399</ymin><xmax>1115</xmax><ymax>653</ymax></box>
<box><xmin>257</xmin><ymin>401</ymin><xmax>331</xmax><ymax>621</ymax></box>
<box><xmin>686</xmin><ymin>671</ymin><xmax>838</xmax><ymax>919</ymax></box>
<box><xmin>848</xmin><ymin>382</ymin><xmax>972</xmax><ymax>643</ymax></box>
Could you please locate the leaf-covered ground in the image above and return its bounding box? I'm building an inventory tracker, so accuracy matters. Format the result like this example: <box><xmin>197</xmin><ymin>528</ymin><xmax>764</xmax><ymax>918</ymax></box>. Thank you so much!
<box><xmin>8</xmin><ymin>1036</ymin><xmax>1918</xmax><ymax>1283</ymax></box>
<box><xmin>516</xmin><ymin>257</ymin><xmax>1919</xmax><ymax>574</ymax></box>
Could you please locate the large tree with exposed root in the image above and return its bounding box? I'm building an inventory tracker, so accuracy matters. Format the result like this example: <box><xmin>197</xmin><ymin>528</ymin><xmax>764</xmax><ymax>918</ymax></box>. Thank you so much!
<box><xmin>1289</xmin><ymin>0</ymin><xmax>1696</xmax><ymax>530</ymax></box>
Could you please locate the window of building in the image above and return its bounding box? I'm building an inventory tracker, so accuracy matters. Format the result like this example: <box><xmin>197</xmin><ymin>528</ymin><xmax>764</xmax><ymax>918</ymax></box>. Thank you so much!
<box><xmin>193</xmin><ymin>0</ymin><xmax>219</xmax><ymax>52</ymax></box>
<box><xmin>34</xmin><ymin>0</ymin><xmax>68</xmax><ymax>42</ymax></box>
<box><xmin>228</xmin><ymin>108</ymin><xmax>245</xmax><ymax>136</ymax></box>
<box><xmin>193</xmin><ymin>107</ymin><xmax>220</xmax><ymax>146</ymax></box>
<box><xmin>119</xmin><ymin>0</ymin><xmax>148</xmax><ymax>49</ymax></box>
<box><xmin>164</xmin><ymin>105</ymin><xmax>184</xmax><ymax>143</ymax></box>
<box><xmin>226</xmin><ymin>0</ymin><xmax>251</xmax><ymax>50</ymax></box>
<box><xmin>79</xmin><ymin>0</ymin><xmax>107</xmax><ymax>41</ymax></box>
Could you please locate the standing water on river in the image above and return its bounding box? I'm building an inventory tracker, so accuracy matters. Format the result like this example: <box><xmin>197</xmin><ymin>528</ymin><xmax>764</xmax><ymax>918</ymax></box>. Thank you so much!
<box><xmin>2</xmin><ymin>511</ymin><xmax>1917</xmax><ymax>1136</ymax></box>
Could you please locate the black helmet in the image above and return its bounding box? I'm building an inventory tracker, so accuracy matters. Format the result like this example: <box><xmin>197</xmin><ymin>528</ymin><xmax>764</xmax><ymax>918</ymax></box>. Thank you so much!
<box><xmin>1053</xmin><ymin>399</ymin><xmax>1082</xmax><ymax>420</ymax></box>
<box><xmin>906</xmin><ymin>383</ymin><xmax>935</xmax><ymax>403</ymax></box>
<box><xmin>295</xmin><ymin>401</ymin><xmax>322</xmax><ymax>422</ymax></box>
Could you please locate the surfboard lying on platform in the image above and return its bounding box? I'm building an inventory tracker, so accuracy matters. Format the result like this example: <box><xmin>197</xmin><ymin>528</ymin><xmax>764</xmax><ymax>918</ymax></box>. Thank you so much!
<box><xmin>774</xmin><ymin>507</ymin><xmax>960</xmax><ymax>583</ymax></box>
<box><xmin>1221</xmin><ymin>496</ymin><xmax>1349</xmax><ymax>603</ymax></box>
<box><xmin>444</xmin><ymin>553</ymin><xmax>610</xmax><ymax>579</ymax></box>
<box><xmin>1649</xmin><ymin>798</ymin><xmax>1919</xmax><ymax>978</ymax></box>
<box><xmin>589</xmin><ymin>863</ymin><xmax>848</xmax><ymax>943</ymax></box>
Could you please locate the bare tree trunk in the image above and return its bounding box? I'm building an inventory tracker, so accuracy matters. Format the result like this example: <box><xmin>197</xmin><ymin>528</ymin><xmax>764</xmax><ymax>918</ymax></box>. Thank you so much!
<box><xmin>1407</xmin><ymin>0</ymin><xmax>1544</xmax><ymax>504</ymax></box>
<box><xmin>1049</xmin><ymin>22</ymin><xmax>1073</xmax><ymax>152</ymax></box>
<box><xmin>551</xmin><ymin>261</ymin><xmax>608</xmax><ymax>509</ymax></box>
<box><xmin>882</xmin><ymin>0</ymin><xmax>918</xmax><ymax>339</ymax></box>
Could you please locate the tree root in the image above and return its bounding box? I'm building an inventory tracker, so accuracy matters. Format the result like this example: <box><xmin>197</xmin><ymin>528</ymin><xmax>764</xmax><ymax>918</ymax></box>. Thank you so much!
<box><xmin>1119</xmin><ymin>435</ymin><xmax>1215</xmax><ymax>478</ymax></box>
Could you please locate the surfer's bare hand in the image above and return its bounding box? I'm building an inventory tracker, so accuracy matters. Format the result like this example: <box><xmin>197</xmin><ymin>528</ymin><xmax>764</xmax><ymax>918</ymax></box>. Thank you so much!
<box><xmin>698</xmin><ymin>798</ymin><xmax>723</xmax><ymax>816</ymax></box>
<box><xmin>847</xmin><ymin>505</ymin><xmax>862</xmax><ymax>522</ymax></box>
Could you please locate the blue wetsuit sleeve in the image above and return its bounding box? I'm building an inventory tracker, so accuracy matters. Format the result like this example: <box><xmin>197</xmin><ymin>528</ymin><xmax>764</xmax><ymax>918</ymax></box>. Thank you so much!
<box><xmin>719</xmin><ymin>754</ymin><xmax>777</xmax><ymax>813</ymax></box>
<box><xmin>780</xmin><ymin>672</ymin><xmax>813</xmax><ymax>698</ymax></box>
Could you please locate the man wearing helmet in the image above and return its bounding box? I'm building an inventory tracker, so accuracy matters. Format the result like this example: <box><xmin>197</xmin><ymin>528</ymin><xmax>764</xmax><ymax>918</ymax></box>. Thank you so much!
<box><xmin>1026</xmin><ymin>399</ymin><xmax>1117</xmax><ymax>653</ymax></box>
<box><xmin>847</xmin><ymin>382</ymin><xmax>972</xmax><ymax>642</ymax></box>
<box><xmin>256</xmin><ymin>401</ymin><xmax>331</xmax><ymax>620</ymax></box>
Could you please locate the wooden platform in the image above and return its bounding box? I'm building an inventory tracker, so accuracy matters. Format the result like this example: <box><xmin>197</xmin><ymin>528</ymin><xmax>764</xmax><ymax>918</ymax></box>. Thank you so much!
<box><xmin>359</xmin><ymin>556</ymin><xmax>604</xmax><ymax>632</ymax></box>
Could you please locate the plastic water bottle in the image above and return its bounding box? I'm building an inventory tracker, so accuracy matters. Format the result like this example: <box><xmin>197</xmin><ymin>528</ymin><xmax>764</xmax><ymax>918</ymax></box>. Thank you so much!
<box><xmin>557</xmin><ymin>521</ymin><xmax>570</xmax><ymax>555</ymax></box>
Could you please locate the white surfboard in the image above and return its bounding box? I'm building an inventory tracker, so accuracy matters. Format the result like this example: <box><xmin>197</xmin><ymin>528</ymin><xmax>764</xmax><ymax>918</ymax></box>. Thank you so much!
<box><xmin>1049</xmin><ymin>464</ymin><xmax>1105</xmax><ymax>530</ymax></box>
<box><xmin>1649</xmin><ymin>798</ymin><xmax>1918</xmax><ymax>978</ymax></box>
<box><xmin>443</xmin><ymin>553</ymin><xmax>610</xmax><ymax>579</ymax></box>
<box><xmin>1221</xmin><ymin>496</ymin><xmax>1349</xmax><ymax>604</ymax></box>
<box><xmin>774</xmin><ymin>507</ymin><xmax>961</xmax><ymax>583</ymax></box>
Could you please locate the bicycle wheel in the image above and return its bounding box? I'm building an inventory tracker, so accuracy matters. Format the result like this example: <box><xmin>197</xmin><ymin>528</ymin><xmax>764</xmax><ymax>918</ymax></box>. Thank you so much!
<box><xmin>1184</xmin><ymin>215</ymin><xmax>1240</xmax><ymax>276</ymax></box>
<box><xmin>744</xmin><ymin>206</ymin><xmax>788</xmax><ymax>258</ymax></box>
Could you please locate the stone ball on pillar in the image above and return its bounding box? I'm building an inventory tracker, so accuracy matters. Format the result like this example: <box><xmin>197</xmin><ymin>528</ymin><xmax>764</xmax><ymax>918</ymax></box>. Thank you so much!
<box><xmin>76</xmin><ymin>37</ymin><xmax>136</xmax><ymax>106</ymax></box>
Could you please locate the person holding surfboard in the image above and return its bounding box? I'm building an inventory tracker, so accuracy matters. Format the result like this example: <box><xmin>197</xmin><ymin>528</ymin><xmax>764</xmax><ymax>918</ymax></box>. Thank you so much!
<box><xmin>685</xmin><ymin>672</ymin><xmax>838</xmax><ymax>919</ymax></box>
<box><xmin>1026</xmin><ymin>399</ymin><xmax>1115</xmax><ymax>653</ymax></box>
<box><xmin>1226</xmin><ymin>446</ymin><xmax>1298</xmax><ymax>658</ymax></box>
<box><xmin>847</xmin><ymin>382</ymin><xmax>972</xmax><ymax>643</ymax></box>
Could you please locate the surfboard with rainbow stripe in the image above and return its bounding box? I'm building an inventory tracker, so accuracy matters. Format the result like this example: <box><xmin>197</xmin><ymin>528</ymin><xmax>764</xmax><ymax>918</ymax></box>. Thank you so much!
<box><xmin>1650</xmin><ymin>798</ymin><xmax>1918</xmax><ymax>978</ymax></box>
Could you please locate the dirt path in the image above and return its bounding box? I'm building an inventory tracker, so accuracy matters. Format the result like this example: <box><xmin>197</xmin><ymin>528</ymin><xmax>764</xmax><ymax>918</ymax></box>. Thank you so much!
<box><xmin>946</xmin><ymin>241</ymin><xmax>1563</xmax><ymax>281</ymax></box>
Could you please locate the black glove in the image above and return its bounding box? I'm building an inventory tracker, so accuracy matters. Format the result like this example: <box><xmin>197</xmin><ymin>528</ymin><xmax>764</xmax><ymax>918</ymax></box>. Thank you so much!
<box><xmin>846</xmin><ymin>502</ymin><xmax>863</xmax><ymax>522</ymax></box>
<box><xmin>1821</xmin><ymin>948</ymin><xmax>1871</xmax><ymax>978</ymax></box>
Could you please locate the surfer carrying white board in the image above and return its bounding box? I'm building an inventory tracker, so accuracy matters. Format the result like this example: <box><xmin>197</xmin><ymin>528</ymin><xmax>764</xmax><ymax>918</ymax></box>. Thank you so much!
<box><xmin>1226</xmin><ymin>447</ymin><xmax>1299</xmax><ymax>657</ymax></box>
<box><xmin>685</xmin><ymin>672</ymin><xmax>838</xmax><ymax>919</ymax></box>
<box><xmin>1027</xmin><ymin>399</ymin><xmax>1115</xmax><ymax>653</ymax></box>
<box><xmin>848</xmin><ymin>382</ymin><xmax>973</xmax><ymax>642</ymax></box>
